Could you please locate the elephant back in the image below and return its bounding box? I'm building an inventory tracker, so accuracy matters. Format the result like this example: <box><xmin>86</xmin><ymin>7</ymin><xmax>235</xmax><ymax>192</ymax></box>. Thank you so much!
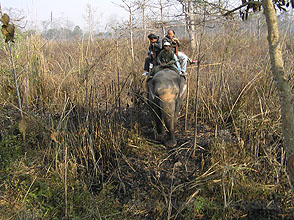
<box><xmin>152</xmin><ymin>69</ymin><xmax>180</xmax><ymax>82</ymax></box>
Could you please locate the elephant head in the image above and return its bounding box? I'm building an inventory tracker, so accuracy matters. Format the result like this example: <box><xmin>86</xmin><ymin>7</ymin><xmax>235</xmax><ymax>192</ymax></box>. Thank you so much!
<box><xmin>146</xmin><ymin>69</ymin><xmax>187</xmax><ymax>147</ymax></box>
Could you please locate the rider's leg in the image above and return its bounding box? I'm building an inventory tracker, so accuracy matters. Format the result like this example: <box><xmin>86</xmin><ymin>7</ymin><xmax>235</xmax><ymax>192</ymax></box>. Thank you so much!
<box><xmin>174</xmin><ymin>54</ymin><xmax>182</xmax><ymax>71</ymax></box>
<box><xmin>144</xmin><ymin>56</ymin><xmax>151</xmax><ymax>72</ymax></box>
<box><xmin>178</xmin><ymin>52</ymin><xmax>188</xmax><ymax>73</ymax></box>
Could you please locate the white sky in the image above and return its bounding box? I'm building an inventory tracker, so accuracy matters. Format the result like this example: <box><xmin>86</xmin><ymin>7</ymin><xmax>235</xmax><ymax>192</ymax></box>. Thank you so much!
<box><xmin>0</xmin><ymin>0</ymin><xmax>129</xmax><ymax>31</ymax></box>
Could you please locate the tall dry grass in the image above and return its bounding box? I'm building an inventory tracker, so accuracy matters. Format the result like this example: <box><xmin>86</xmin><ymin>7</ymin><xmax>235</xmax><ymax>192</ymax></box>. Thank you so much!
<box><xmin>0</xmin><ymin>27</ymin><xmax>293</xmax><ymax>219</ymax></box>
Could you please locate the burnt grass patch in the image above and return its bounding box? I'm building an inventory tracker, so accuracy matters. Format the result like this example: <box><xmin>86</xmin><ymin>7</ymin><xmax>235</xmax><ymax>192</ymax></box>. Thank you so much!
<box><xmin>1</xmin><ymin>96</ymin><xmax>293</xmax><ymax>219</ymax></box>
<box><xmin>58</xmin><ymin>102</ymin><xmax>291</xmax><ymax>219</ymax></box>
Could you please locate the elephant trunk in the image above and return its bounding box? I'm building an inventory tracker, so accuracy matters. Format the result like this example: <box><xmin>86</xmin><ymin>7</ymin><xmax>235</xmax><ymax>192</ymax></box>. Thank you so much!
<box><xmin>159</xmin><ymin>91</ymin><xmax>177</xmax><ymax>139</ymax></box>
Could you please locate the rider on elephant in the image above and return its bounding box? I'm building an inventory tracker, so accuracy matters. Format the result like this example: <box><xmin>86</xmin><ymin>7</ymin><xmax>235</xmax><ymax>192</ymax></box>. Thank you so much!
<box><xmin>143</xmin><ymin>33</ymin><xmax>162</xmax><ymax>76</ymax></box>
<box><xmin>162</xmin><ymin>29</ymin><xmax>196</xmax><ymax>75</ymax></box>
<box><xmin>149</xmin><ymin>41</ymin><xmax>179</xmax><ymax>77</ymax></box>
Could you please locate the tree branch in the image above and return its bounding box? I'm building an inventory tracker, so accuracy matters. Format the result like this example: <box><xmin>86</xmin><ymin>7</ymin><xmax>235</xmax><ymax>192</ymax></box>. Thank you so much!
<box><xmin>223</xmin><ymin>1</ymin><xmax>262</xmax><ymax>16</ymax></box>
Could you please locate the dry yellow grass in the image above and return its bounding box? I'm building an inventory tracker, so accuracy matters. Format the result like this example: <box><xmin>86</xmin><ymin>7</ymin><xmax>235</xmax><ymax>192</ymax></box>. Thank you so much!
<box><xmin>0</xmin><ymin>29</ymin><xmax>293</xmax><ymax>219</ymax></box>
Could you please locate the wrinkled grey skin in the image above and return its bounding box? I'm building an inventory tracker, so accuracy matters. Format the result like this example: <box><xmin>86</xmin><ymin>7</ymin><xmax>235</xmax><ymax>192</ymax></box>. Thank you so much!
<box><xmin>146</xmin><ymin>69</ymin><xmax>187</xmax><ymax>147</ymax></box>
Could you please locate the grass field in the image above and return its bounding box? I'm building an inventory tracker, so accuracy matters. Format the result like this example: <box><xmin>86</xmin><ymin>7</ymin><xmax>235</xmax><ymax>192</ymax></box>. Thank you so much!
<box><xmin>0</xmin><ymin>28</ymin><xmax>294</xmax><ymax>219</ymax></box>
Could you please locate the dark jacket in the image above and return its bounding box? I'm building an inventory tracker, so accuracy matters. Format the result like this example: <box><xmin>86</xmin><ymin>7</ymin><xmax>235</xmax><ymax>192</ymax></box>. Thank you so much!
<box><xmin>157</xmin><ymin>49</ymin><xmax>176</xmax><ymax>66</ymax></box>
<box><xmin>150</xmin><ymin>49</ymin><xmax>178</xmax><ymax>76</ymax></box>
<box><xmin>161</xmin><ymin>35</ymin><xmax>181</xmax><ymax>54</ymax></box>
<box><xmin>149</xmin><ymin>38</ymin><xmax>162</xmax><ymax>60</ymax></box>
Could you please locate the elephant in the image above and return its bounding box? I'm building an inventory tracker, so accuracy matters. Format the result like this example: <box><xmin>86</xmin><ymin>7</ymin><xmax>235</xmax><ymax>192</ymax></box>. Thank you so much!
<box><xmin>146</xmin><ymin>69</ymin><xmax>187</xmax><ymax>147</ymax></box>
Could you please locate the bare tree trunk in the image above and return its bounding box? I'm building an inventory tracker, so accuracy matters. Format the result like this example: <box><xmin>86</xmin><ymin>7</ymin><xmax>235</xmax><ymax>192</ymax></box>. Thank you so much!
<box><xmin>85</xmin><ymin>3</ymin><xmax>95</xmax><ymax>42</ymax></box>
<box><xmin>257</xmin><ymin>17</ymin><xmax>260</xmax><ymax>40</ymax></box>
<box><xmin>159</xmin><ymin>0</ymin><xmax>165</xmax><ymax>36</ymax></box>
<box><xmin>127</xmin><ymin>5</ymin><xmax>138</xmax><ymax>108</ymax></box>
<box><xmin>142</xmin><ymin>0</ymin><xmax>147</xmax><ymax>40</ymax></box>
<box><xmin>180</xmin><ymin>0</ymin><xmax>197</xmax><ymax>51</ymax></box>
<box><xmin>187</xmin><ymin>0</ymin><xmax>197</xmax><ymax>51</ymax></box>
<box><xmin>193</xmin><ymin>6</ymin><xmax>205</xmax><ymax>150</ymax></box>
<box><xmin>115</xmin><ymin>30</ymin><xmax>121</xmax><ymax>115</ymax></box>
<box><xmin>129</xmin><ymin>11</ymin><xmax>135</xmax><ymax>74</ymax></box>
<box><xmin>185</xmin><ymin>76</ymin><xmax>190</xmax><ymax>132</ymax></box>
<box><xmin>25</xmin><ymin>36</ymin><xmax>30</xmax><ymax>108</ymax></box>
<box><xmin>120</xmin><ymin>0</ymin><xmax>138</xmax><ymax>108</ymax></box>
<box><xmin>263</xmin><ymin>0</ymin><xmax>294</xmax><ymax>191</ymax></box>
<box><xmin>8</xmin><ymin>42</ymin><xmax>23</xmax><ymax>118</ymax></box>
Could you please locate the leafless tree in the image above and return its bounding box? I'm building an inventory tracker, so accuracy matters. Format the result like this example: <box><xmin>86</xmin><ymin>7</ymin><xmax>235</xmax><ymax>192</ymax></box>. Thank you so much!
<box><xmin>179</xmin><ymin>0</ymin><xmax>197</xmax><ymax>50</ymax></box>
<box><xmin>263</xmin><ymin>0</ymin><xmax>294</xmax><ymax>191</ymax></box>
<box><xmin>146</xmin><ymin>0</ymin><xmax>175</xmax><ymax>36</ymax></box>
<box><xmin>84</xmin><ymin>3</ymin><xmax>96</xmax><ymax>42</ymax></box>
<box><xmin>225</xmin><ymin>0</ymin><xmax>294</xmax><ymax>192</ymax></box>
<box><xmin>117</xmin><ymin>0</ymin><xmax>140</xmax><ymax>107</ymax></box>
<box><xmin>135</xmin><ymin>0</ymin><xmax>149</xmax><ymax>40</ymax></box>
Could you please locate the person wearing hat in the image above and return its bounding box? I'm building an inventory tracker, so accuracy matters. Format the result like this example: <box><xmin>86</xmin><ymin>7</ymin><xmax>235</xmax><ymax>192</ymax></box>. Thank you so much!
<box><xmin>161</xmin><ymin>29</ymin><xmax>196</xmax><ymax>75</ymax></box>
<box><xmin>149</xmin><ymin>41</ymin><xmax>179</xmax><ymax>77</ymax></box>
<box><xmin>143</xmin><ymin>33</ymin><xmax>162</xmax><ymax>76</ymax></box>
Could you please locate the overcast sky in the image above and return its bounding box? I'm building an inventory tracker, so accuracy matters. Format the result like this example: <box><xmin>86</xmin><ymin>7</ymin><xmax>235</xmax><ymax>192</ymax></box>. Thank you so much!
<box><xmin>1</xmin><ymin>0</ymin><xmax>129</xmax><ymax>31</ymax></box>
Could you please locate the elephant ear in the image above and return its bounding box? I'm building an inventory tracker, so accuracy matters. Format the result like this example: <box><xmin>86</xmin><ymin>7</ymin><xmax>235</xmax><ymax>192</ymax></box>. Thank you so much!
<box><xmin>179</xmin><ymin>76</ymin><xmax>187</xmax><ymax>97</ymax></box>
<box><xmin>179</xmin><ymin>83</ymin><xmax>187</xmax><ymax>98</ymax></box>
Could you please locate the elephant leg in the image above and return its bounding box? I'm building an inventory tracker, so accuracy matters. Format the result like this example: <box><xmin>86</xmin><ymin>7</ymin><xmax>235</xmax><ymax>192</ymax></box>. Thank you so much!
<box><xmin>155</xmin><ymin>112</ymin><xmax>164</xmax><ymax>139</ymax></box>
<box><xmin>152</xmin><ymin>100</ymin><xmax>164</xmax><ymax>141</ymax></box>
<box><xmin>164</xmin><ymin>119</ymin><xmax>177</xmax><ymax>148</ymax></box>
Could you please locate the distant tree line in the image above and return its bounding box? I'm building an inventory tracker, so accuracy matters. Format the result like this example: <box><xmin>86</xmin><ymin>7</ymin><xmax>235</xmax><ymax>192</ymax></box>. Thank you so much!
<box><xmin>22</xmin><ymin>25</ymin><xmax>114</xmax><ymax>41</ymax></box>
<box><xmin>41</xmin><ymin>25</ymin><xmax>82</xmax><ymax>40</ymax></box>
